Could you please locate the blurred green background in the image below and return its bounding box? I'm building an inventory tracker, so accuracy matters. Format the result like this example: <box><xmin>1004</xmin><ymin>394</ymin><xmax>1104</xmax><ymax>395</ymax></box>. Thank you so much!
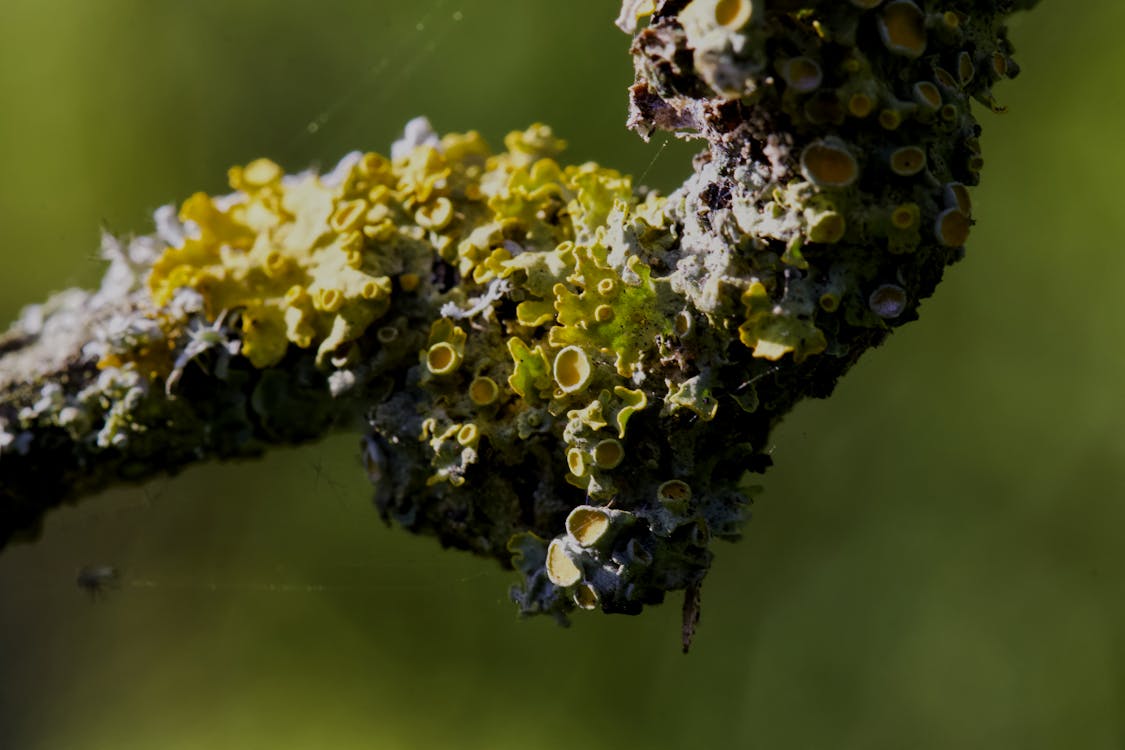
<box><xmin>1</xmin><ymin>1</ymin><xmax>1121</xmax><ymax>748</ymax></box>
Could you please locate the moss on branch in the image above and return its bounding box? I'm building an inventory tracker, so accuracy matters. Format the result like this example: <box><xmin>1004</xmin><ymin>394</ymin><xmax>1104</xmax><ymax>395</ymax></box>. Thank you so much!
<box><xmin>0</xmin><ymin>0</ymin><xmax>1039</xmax><ymax>647</ymax></box>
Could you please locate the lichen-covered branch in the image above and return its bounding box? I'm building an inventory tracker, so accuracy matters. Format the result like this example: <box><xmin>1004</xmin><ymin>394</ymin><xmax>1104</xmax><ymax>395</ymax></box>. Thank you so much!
<box><xmin>0</xmin><ymin>0</ymin><xmax>1038</xmax><ymax>646</ymax></box>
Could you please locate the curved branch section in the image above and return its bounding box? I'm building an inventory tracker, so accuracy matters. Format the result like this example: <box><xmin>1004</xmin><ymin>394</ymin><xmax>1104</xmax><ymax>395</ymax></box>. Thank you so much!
<box><xmin>0</xmin><ymin>0</ymin><xmax>1037</xmax><ymax>641</ymax></box>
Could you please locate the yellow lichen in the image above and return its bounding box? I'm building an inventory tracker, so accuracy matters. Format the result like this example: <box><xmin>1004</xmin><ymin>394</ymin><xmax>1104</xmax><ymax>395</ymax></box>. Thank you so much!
<box><xmin>944</xmin><ymin>182</ymin><xmax>972</xmax><ymax>216</ymax></box>
<box><xmin>425</xmin><ymin>319</ymin><xmax>467</xmax><ymax>375</ymax></box>
<box><xmin>545</xmin><ymin>539</ymin><xmax>582</xmax><ymax>587</ymax></box>
<box><xmin>456</xmin><ymin>423</ymin><xmax>479</xmax><ymax>447</ymax></box>
<box><xmin>713</xmin><ymin>0</ymin><xmax>753</xmax><ymax>29</ymax></box>
<box><xmin>657</xmin><ymin>479</ymin><xmax>693</xmax><ymax>512</ymax></box>
<box><xmin>612</xmin><ymin>386</ymin><xmax>648</xmax><ymax>438</ymax></box>
<box><xmin>468</xmin><ymin>376</ymin><xmax>500</xmax><ymax>406</ymax></box>
<box><xmin>566</xmin><ymin>447</ymin><xmax>588</xmax><ymax>478</ymax></box>
<box><xmin>573</xmin><ymin>584</ymin><xmax>600</xmax><ymax>610</ymax></box>
<box><xmin>935</xmin><ymin>208</ymin><xmax>971</xmax><ymax>246</ymax></box>
<box><xmin>848</xmin><ymin>93</ymin><xmax>875</xmax><ymax>118</ymax></box>
<box><xmin>738</xmin><ymin>281</ymin><xmax>827</xmax><ymax>363</ymax></box>
<box><xmin>566</xmin><ymin>506</ymin><xmax>612</xmax><ymax>547</ymax></box>
<box><xmin>665</xmin><ymin>376</ymin><xmax>718</xmax><ymax>421</ymax></box>
<box><xmin>800</xmin><ymin>139</ymin><xmax>859</xmax><ymax>188</ymax></box>
<box><xmin>591</xmin><ymin>439</ymin><xmax>624</xmax><ymax>469</ymax></box>
<box><xmin>878</xmin><ymin>0</ymin><xmax>927</xmax><ymax>58</ymax></box>
<box><xmin>779</xmin><ymin>56</ymin><xmax>822</xmax><ymax>93</ymax></box>
<box><xmin>147</xmin><ymin>124</ymin><xmax>620</xmax><ymax>374</ymax></box>
<box><xmin>149</xmin><ymin>154</ymin><xmax>402</xmax><ymax>367</ymax></box>
<box><xmin>889</xmin><ymin>146</ymin><xmax>927</xmax><ymax>176</ymax></box>
<box><xmin>913</xmin><ymin>81</ymin><xmax>942</xmax><ymax>111</ymax></box>
<box><xmin>549</xmin><ymin>244</ymin><xmax>671</xmax><ymax>379</ymax></box>
<box><xmin>554</xmin><ymin>346</ymin><xmax>593</xmax><ymax>395</ymax></box>
<box><xmin>507</xmin><ymin>337</ymin><xmax>553</xmax><ymax>401</ymax></box>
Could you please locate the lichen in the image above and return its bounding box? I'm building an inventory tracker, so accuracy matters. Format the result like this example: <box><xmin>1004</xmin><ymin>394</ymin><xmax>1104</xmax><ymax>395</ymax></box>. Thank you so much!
<box><xmin>0</xmin><ymin>0</ymin><xmax>1039</xmax><ymax>647</ymax></box>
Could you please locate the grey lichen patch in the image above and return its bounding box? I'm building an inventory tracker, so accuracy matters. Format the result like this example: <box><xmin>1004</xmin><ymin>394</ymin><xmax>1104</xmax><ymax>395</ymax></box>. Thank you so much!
<box><xmin>0</xmin><ymin>234</ymin><xmax>169</xmax><ymax>457</ymax></box>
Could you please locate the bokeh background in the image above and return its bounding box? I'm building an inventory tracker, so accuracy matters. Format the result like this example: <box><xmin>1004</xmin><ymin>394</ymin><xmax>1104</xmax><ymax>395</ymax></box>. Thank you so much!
<box><xmin>0</xmin><ymin>1</ymin><xmax>1120</xmax><ymax>748</ymax></box>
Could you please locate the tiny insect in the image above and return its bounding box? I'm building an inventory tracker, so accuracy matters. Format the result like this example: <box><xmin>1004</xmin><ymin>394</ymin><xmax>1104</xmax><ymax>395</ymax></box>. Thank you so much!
<box><xmin>76</xmin><ymin>565</ymin><xmax>120</xmax><ymax>600</ymax></box>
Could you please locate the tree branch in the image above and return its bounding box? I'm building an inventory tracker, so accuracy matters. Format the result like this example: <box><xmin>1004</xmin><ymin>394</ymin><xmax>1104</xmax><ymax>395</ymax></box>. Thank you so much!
<box><xmin>0</xmin><ymin>0</ymin><xmax>1040</xmax><ymax>644</ymax></box>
